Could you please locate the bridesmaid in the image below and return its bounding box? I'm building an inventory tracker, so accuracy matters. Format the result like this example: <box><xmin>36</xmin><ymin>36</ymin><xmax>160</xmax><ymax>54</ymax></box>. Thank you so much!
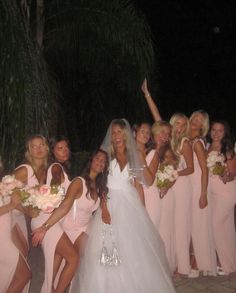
<box><xmin>207</xmin><ymin>120</ymin><xmax>236</xmax><ymax>275</ymax></box>
<box><xmin>48</xmin><ymin>135</ymin><xmax>72</xmax><ymax>188</ymax></box>
<box><xmin>188</xmin><ymin>110</ymin><xmax>217</xmax><ymax>277</ymax></box>
<box><xmin>30</xmin><ymin>135</ymin><xmax>78</xmax><ymax>293</ymax></box>
<box><xmin>143</xmin><ymin>104</ymin><xmax>194</xmax><ymax>276</ymax></box>
<box><xmin>170</xmin><ymin>113</ymin><xmax>194</xmax><ymax>276</ymax></box>
<box><xmin>141</xmin><ymin>80</ymin><xmax>176</xmax><ymax>272</ymax></box>
<box><xmin>133</xmin><ymin>122</ymin><xmax>158</xmax><ymax>187</ymax></box>
<box><xmin>0</xmin><ymin>192</ymin><xmax>30</xmax><ymax>292</ymax></box>
<box><xmin>12</xmin><ymin>134</ymin><xmax>51</xmax><ymax>291</ymax></box>
<box><xmin>31</xmin><ymin>149</ymin><xmax>110</xmax><ymax>289</ymax></box>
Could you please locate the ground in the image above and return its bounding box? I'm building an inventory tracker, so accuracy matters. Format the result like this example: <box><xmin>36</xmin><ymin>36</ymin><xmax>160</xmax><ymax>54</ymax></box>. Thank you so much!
<box><xmin>28</xmin><ymin>245</ymin><xmax>236</xmax><ymax>293</ymax></box>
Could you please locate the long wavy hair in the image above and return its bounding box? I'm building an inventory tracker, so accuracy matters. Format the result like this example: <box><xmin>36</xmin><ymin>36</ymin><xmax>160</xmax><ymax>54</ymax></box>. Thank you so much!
<box><xmin>170</xmin><ymin>113</ymin><xmax>189</xmax><ymax>155</ymax></box>
<box><xmin>189</xmin><ymin>110</ymin><xmax>209</xmax><ymax>137</ymax></box>
<box><xmin>84</xmin><ymin>149</ymin><xmax>109</xmax><ymax>200</ymax></box>
<box><xmin>49</xmin><ymin>135</ymin><xmax>71</xmax><ymax>178</ymax></box>
<box><xmin>24</xmin><ymin>134</ymin><xmax>49</xmax><ymax>171</ymax></box>
<box><xmin>209</xmin><ymin>120</ymin><xmax>235</xmax><ymax>160</ymax></box>
<box><xmin>109</xmin><ymin>119</ymin><xmax>128</xmax><ymax>160</ymax></box>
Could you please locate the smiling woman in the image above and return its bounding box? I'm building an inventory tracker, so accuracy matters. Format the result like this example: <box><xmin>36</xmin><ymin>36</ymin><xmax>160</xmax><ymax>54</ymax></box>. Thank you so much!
<box><xmin>73</xmin><ymin>119</ymin><xmax>176</xmax><ymax>293</ymax></box>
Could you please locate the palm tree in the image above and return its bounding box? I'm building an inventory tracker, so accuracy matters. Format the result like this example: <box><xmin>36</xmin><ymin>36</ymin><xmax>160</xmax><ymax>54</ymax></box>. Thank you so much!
<box><xmin>0</xmin><ymin>0</ymin><xmax>155</xmax><ymax>170</ymax></box>
<box><xmin>43</xmin><ymin>0</ymin><xmax>155</xmax><ymax>149</ymax></box>
<box><xmin>0</xmin><ymin>0</ymin><xmax>58</xmax><ymax>171</ymax></box>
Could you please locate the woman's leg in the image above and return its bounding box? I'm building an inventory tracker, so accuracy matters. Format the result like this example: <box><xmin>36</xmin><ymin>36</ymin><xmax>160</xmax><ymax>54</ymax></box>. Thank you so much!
<box><xmin>6</xmin><ymin>227</ymin><xmax>31</xmax><ymax>292</ymax></box>
<box><xmin>6</xmin><ymin>254</ymin><xmax>31</xmax><ymax>293</ymax></box>
<box><xmin>53</xmin><ymin>233</ymin><xmax>78</xmax><ymax>293</ymax></box>
<box><xmin>74</xmin><ymin>232</ymin><xmax>87</xmax><ymax>257</ymax></box>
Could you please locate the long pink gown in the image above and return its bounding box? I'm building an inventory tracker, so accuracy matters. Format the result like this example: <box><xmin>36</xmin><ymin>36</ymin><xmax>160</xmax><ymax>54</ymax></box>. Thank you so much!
<box><xmin>172</xmin><ymin>138</ymin><xmax>192</xmax><ymax>275</ymax></box>
<box><xmin>208</xmin><ymin>170</ymin><xmax>236</xmax><ymax>274</ymax></box>
<box><xmin>10</xmin><ymin>164</ymin><xmax>39</xmax><ymax>292</ymax></box>
<box><xmin>144</xmin><ymin>150</ymin><xmax>175</xmax><ymax>273</ymax></box>
<box><xmin>31</xmin><ymin>162</ymin><xmax>70</xmax><ymax>293</ymax></box>
<box><xmin>143</xmin><ymin>150</ymin><xmax>161</xmax><ymax>228</ymax></box>
<box><xmin>0</xmin><ymin>208</ymin><xmax>19</xmax><ymax>292</ymax></box>
<box><xmin>190</xmin><ymin>139</ymin><xmax>217</xmax><ymax>275</ymax></box>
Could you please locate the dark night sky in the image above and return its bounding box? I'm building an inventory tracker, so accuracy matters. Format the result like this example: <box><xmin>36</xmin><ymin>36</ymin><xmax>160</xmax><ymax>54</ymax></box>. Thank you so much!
<box><xmin>135</xmin><ymin>0</ymin><xmax>236</xmax><ymax>129</ymax></box>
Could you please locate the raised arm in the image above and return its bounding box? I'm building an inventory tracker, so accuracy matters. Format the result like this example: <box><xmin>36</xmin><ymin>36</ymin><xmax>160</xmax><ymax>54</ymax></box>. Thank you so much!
<box><xmin>141</xmin><ymin>78</ymin><xmax>162</xmax><ymax>122</ymax></box>
<box><xmin>31</xmin><ymin>177</ymin><xmax>83</xmax><ymax>246</ymax></box>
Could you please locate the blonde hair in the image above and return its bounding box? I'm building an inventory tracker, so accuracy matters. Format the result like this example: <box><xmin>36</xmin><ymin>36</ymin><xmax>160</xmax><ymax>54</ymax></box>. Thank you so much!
<box><xmin>25</xmin><ymin>134</ymin><xmax>49</xmax><ymax>171</ymax></box>
<box><xmin>151</xmin><ymin>120</ymin><xmax>171</xmax><ymax>136</ymax></box>
<box><xmin>189</xmin><ymin>110</ymin><xmax>209</xmax><ymax>137</ymax></box>
<box><xmin>110</xmin><ymin>119</ymin><xmax>128</xmax><ymax>159</ymax></box>
<box><xmin>170</xmin><ymin>113</ymin><xmax>189</xmax><ymax>154</ymax></box>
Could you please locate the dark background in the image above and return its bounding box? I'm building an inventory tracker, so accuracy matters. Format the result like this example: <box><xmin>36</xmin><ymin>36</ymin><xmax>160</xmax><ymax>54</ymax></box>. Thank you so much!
<box><xmin>134</xmin><ymin>0</ymin><xmax>236</xmax><ymax>127</ymax></box>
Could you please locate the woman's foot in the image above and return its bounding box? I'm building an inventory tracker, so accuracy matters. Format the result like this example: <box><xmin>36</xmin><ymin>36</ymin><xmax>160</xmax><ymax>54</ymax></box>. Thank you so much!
<box><xmin>188</xmin><ymin>269</ymin><xmax>199</xmax><ymax>278</ymax></box>
<box><xmin>217</xmin><ymin>266</ymin><xmax>225</xmax><ymax>276</ymax></box>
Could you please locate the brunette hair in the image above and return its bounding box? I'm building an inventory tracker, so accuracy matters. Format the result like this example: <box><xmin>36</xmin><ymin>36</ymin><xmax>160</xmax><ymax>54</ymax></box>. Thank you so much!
<box><xmin>209</xmin><ymin>120</ymin><xmax>235</xmax><ymax>159</ymax></box>
<box><xmin>84</xmin><ymin>149</ymin><xmax>109</xmax><ymax>200</ymax></box>
<box><xmin>49</xmin><ymin>135</ymin><xmax>71</xmax><ymax>177</ymax></box>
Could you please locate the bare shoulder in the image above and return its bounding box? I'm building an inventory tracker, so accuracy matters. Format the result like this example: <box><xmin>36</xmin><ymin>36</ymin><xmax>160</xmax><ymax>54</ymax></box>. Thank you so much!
<box><xmin>13</xmin><ymin>166</ymin><xmax>28</xmax><ymax>183</ymax></box>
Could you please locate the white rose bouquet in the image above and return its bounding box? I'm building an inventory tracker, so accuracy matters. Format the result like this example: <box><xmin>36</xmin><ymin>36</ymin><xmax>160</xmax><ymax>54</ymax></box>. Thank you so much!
<box><xmin>0</xmin><ymin>175</ymin><xmax>28</xmax><ymax>207</ymax></box>
<box><xmin>156</xmin><ymin>164</ymin><xmax>179</xmax><ymax>190</ymax></box>
<box><xmin>23</xmin><ymin>184</ymin><xmax>65</xmax><ymax>214</ymax></box>
<box><xmin>207</xmin><ymin>151</ymin><xmax>226</xmax><ymax>176</ymax></box>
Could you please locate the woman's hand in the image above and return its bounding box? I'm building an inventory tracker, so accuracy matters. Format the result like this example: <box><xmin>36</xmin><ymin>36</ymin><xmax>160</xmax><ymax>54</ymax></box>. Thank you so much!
<box><xmin>159</xmin><ymin>181</ymin><xmax>176</xmax><ymax>198</ymax></box>
<box><xmin>10</xmin><ymin>192</ymin><xmax>21</xmax><ymax>208</ymax></box>
<box><xmin>199</xmin><ymin>195</ymin><xmax>208</xmax><ymax>209</ymax></box>
<box><xmin>101</xmin><ymin>208</ymin><xmax>111</xmax><ymax>225</ymax></box>
<box><xmin>159</xmin><ymin>187</ymin><xmax>168</xmax><ymax>198</ymax></box>
<box><xmin>31</xmin><ymin>226</ymin><xmax>47</xmax><ymax>247</ymax></box>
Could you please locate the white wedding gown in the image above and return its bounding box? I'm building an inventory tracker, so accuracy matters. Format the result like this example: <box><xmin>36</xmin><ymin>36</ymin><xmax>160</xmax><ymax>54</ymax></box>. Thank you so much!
<box><xmin>71</xmin><ymin>159</ymin><xmax>175</xmax><ymax>293</ymax></box>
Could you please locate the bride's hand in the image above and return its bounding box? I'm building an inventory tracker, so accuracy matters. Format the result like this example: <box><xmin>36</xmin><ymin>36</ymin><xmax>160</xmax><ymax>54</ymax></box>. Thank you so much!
<box><xmin>102</xmin><ymin>208</ymin><xmax>111</xmax><ymax>225</ymax></box>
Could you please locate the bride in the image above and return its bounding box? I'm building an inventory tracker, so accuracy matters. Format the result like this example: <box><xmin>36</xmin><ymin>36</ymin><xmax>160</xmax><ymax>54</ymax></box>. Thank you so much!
<box><xmin>71</xmin><ymin>119</ymin><xmax>175</xmax><ymax>293</ymax></box>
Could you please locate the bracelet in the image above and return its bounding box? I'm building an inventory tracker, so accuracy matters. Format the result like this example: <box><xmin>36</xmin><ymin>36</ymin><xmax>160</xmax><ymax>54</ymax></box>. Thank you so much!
<box><xmin>145</xmin><ymin>93</ymin><xmax>151</xmax><ymax>97</ymax></box>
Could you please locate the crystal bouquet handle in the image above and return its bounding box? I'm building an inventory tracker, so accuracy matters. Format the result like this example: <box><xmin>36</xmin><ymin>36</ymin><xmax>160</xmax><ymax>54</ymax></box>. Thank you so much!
<box><xmin>100</xmin><ymin>223</ymin><xmax>121</xmax><ymax>267</ymax></box>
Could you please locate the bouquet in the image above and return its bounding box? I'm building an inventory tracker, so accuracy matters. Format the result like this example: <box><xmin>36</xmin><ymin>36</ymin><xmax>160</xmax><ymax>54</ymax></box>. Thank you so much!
<box><xmin>0</xmin><ymin>175</ymin><xmax>27</xmax><ymax>207</ymax></box>
<box><xmin>23</xmin><ymin>184</ymin><xmax>65</xmax><ymax>214</ymax></box>
<box><xmin>156</xmin><ymin>164</ymin><xmax>179</xmax><ymax>189</ymax></box>
<box><xmin>207</xmin><ymin>151</ymin><xmax>226</xmax><ymax>176</ymax></box>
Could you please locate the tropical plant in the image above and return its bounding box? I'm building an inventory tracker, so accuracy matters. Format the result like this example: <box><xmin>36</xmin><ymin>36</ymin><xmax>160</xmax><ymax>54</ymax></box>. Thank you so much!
<box><xmin>43</xmin><ymin>0</ymin><xmax>155</xmax><ymax>149</ymax></box>
<box><xmin>0</xmin><ymin>0</ymin><xmax>58</xmax><ymax>171</ymax></box>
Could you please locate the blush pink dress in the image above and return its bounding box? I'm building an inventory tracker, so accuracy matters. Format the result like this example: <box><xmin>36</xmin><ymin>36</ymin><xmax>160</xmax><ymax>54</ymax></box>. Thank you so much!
<box><xmin>190</xmin><ymin>139</ymin><xmax>217</xmax><ymax>275</ymax></box>
<box><xmin>172</xmin><ymin>138</ymin><xmax>192</xmax><ymax>275</ymax></box>
<box><xmin>0</xmin><ymin>210</ymin><xmax>19</xmax><ymax>292</ymax></box>
<box><xmin>208</xmin><ymin>166</ymin><xmax>236</xmax><ymax>274</ymax></box>
<box><xmin>62</xmin><ymin>176</ymin><xmax>100</xmax><ymax>292</ymax></box>
<box><xmin>144</xmin><ymin>150</ymin><xmax>175</xmax><ymax>273</ymax></box>
<box><xmin>31</xmin><ymin>163</ymin><xmax>70</xmax><ymax>293</ymax></box>
<box><xmin>10</xmin><ymin>164</ymin><xmax>39</xmax><ymax>293</ymax></box>
<box><xmin>13</xmin><ymin>164</ymin><xmax>39</xmax><ymax>249</ymax></box>
<box><xmin>158</xmin><ymin>186</ymin><xmax>176</xmax><ymax>273</ymax></box>
<box><xmin>143</xmin><ymin>150</ymin><xmax>161</xmax><ymax>229</ymax></box>
<box><xmin>62</xmin><ymin>177</ymin><xmax>100</xmax><ymax>243</ymax></box>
